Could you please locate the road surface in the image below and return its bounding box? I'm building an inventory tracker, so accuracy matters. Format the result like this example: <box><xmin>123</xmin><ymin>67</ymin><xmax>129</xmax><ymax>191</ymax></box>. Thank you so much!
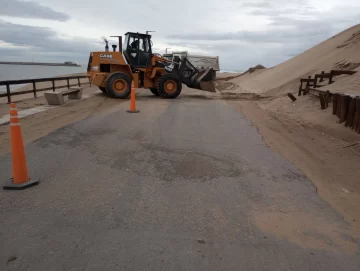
<box><xmin>0</xmin><ymin>90</ymin><xmax>359</xmax><ymax>270</ymax></box>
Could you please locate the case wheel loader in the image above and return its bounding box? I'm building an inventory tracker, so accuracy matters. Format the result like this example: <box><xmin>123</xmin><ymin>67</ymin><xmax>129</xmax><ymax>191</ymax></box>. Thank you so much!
<box><xmin>87</xmin><ymin>32</ymin><xmax>215</xmax><ymax>99</ymax></box>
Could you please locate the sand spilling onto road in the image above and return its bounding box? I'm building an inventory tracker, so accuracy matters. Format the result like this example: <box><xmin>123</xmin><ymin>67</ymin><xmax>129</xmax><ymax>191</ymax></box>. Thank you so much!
<box><xmin>217</xmin><ymin>24</ymin><xmax>360</xmax><ymax>142</ymax></box>
<box><xmin>225</xmin><ymin>24</ymin><xmax>360</xmax><ymax>234</ymax></box>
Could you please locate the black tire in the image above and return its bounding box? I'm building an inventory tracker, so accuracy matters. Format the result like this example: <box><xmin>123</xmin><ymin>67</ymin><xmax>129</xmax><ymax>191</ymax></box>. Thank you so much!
<box><xmin>105</xmin><ymin>72</ymin><xmax>131</xmax><ymax>99</ymax></box>
<box><xmin>99</xmin><ymin>87</ymin><xmax>107</xmax><ymax>93</ymax></box>
<box><xmin>150</xmin><ymin>88</ymin><xmax>159</xmax><ymax>96</ymax></box>
<box><xmin>157</xmin><ymin>74</ymin><xmax>182</xmax><ymax>99</ymax></box>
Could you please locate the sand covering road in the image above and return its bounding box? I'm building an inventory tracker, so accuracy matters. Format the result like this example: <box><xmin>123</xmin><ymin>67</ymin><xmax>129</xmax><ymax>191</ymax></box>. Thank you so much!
<box><xmin>221</xmin><ymin>24</ymin><xmax>360</xmax><ymax>235</ymax></box>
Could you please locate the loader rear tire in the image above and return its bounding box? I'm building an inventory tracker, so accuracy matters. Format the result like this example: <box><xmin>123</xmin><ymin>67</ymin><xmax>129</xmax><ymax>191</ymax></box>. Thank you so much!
<box><xmin>150</xmin><ymin>88</ymin><xmax>159</xmax><ymax>96</ymax></box>
<box><xmin>105</xmin><ymin>72</ymin><xmax>131</xmax><ymax>99</ymax></box>
<box><xmin>157</xmin><ymin>74</ymin><xmax>182</xmax><ymax>99</ymax></box>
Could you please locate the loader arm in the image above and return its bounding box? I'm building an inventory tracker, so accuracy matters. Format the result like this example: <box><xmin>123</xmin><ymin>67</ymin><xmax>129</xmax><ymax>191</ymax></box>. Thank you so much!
<box><xmin>150</xmin><ymin>53</ymin><xmax>215</xmax><ymax>92</ymax></box>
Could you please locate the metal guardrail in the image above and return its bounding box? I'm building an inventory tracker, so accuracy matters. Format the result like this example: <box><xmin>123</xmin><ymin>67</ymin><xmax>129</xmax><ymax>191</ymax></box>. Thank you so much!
<box><xmin>0</xmin><ymin>75</ymin><xmax>91</xmax><ymax>103</ymax></box>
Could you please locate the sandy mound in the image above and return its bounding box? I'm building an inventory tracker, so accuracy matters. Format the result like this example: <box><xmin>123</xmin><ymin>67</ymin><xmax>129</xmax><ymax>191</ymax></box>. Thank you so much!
<box><xmin>244</xmin><ymin>64</ymin><xmax>266</xmax><ymax>74</ymax></box>
<box><xmin>226</xmin><ymin>24</ymin><xmax>360</xmax><ymax>96</ymax></box>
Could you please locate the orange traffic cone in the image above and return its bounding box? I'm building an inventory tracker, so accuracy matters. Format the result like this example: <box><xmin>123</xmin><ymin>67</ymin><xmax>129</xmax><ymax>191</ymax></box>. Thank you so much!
<box><xmin>3</xmin><ymin>103</ymin><xmax>39</xmax><ymax>190</ymax></box>
<box><xmin>127</xmin><ymin>81</ymin><xmax>140</xmax><ymax>113</ymax></box>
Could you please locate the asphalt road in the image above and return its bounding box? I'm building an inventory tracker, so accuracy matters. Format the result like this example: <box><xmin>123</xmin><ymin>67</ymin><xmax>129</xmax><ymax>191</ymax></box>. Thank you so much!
<box><xmin>0</xmin><ymin>90</ymin><xmax>359</xmax><ymax>270</ymax></box>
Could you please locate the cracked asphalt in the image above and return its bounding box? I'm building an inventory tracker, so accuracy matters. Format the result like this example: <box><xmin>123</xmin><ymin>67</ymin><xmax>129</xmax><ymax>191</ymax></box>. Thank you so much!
<box><xmin>0</xmin><ymin>91</ymin><xmax>359</xmax><ymax>270</ymax></box>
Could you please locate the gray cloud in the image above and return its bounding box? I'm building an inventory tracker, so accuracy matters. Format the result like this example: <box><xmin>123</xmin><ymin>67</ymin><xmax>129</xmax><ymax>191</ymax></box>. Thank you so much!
<box><xmin>0</xmin><ymin>20</ymin><xmax>101</xmax><ymax>63</ymax></box>
<box><xmin>0</xmin><ymin>0</ymin><xmax>70</xmax><ymax>21</ymax></box>
<box><xmin>167</xmin><ymin>18</ymin><xmax>333</xmax><ymax>44</ymax></box>
<box><xmin>165</xmin><ymin>0</ymin><xmax>360</xmax><ymax>70</ymax></box>
<box><xmin>0</xmin><ymin>0</ymin><xmax>359</xmax><ymax>71</ymax></box>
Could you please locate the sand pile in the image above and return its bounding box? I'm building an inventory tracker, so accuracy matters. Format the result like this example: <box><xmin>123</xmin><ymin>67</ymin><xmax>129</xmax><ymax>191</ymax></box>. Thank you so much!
<box><xmin>226</xmin><ymin>24</ymin><xmax>360</xmax><ymax>96</ymax></box>
<box><xmin>223</xmin><ymin>24</ymin><xmax>360</xmax><ymax>142</ymax></box>
<box><xmin>244</xmin><ymin>64</ymin><xmax>266</xmax><ymax>74</ymax></box>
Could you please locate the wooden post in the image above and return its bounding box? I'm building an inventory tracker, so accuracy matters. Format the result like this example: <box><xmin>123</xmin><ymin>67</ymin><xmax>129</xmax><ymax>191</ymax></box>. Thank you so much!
<box><xmin>6</xmin><ymin>83</ymin><xmax>11</xmax><ymax>103</ymax></box>
<box><xmin>287</xmin><ymin>93</ymin><xmax>297</xmax><ymax>102</ymax></box>
<box><xmin>32</xmin><ymin>80</ymin><xmax>37</xmax><ymax>98</ymax></box>
<box><xmin>324</xmin><ymin>91</ymin><xmax>330</xmax><ymax>108</ymax></box>
<box><xmin>304</xmin><ymin>86</ymin><xmax>310</xmax><ymax>95</ymax></box>
<box><xmin>319</xmin><ymin>71</ymin><xmax>324</xmax><ymax>82</ymax></box>
<box><xmin>67</xmin><ymin>78</ymin><xmax>70</xmax><ymax>89</ymax></box>
<box><xmin>333</xmin><ymin>93</ymin><xmax>338</xmax><ymax>115</ymax></box>
<box><xmin>346</xmin><ymin>98</ymin><xmax>356</xmax><ymax>127</ymax></box>
<box><xmin>298</xmin><ymin>82</ymin><xmax>303</xmax><ymax>96</ymax></box>
<box><xmin>77</xmin><ymin>77</ymin><xmax>81</xmax><ymax>87</ymax></box>
<box><xmin>354</xmin><ymin>98</ymin><xmax>359</xmax><ymax>131</ymax></box>
<box><xmin>340</xmin><ymin>95</ymin><xmax>351</xmax><ymax>123</ymax></box>
<box><xmin>52</xmin><ymin>80</ymin><xmax>55</xmax><ymax>92</ymax></box>
<box><xmin>329</xmin><ymin>75</ymin><xmax>334</xmax><ymax>84</ymax></box>
<box><xmin>319</xmin><ymin>93</ymin><xmax>326</xmax><ymax>110</ymax></box>
<box><xmin>353</xmin><ymin>97</ymin><xmax>359</xmax><ymax>130</ymax></box>
<box><xmin>355</xmin><ymin>98</ymin><xmax>360</xmax><ymax>133</ymax></box>
<box><xmin>336</xmin><ymin>94</ymin><xmax>343</xmax><ymax>118</ymax></box>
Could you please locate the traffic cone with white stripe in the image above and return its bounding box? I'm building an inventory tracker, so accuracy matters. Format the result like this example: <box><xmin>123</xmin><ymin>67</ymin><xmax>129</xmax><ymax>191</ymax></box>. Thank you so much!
<box><xmin>3</xmin><ymin>103</ymin><xmax>39</xmax><ymax>190</ymax></box>
<box><xmin>126</xmin><ymin>81</ymin><xmax>140</xmax><ymax>113</ymax></box>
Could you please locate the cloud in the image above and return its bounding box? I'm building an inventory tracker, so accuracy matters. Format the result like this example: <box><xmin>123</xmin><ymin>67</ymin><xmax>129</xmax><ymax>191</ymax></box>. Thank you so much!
<box><xmin>0</xmin><ymin>20</ymin><xmax>102</xmax><ymax>62</ymax></box>
<box><xmin>167</xmin><ymin>17</ymin><xmax>333</xmax><ymax>44</ymax></box>
<box><xmin>165</xmin><ymin>1</ymin><xmax>360</xmax><ymax>70</ymax></box>
<box><xmin>0</xmin><ymin>0</ymin><xmax>359</xmax><ymax>71</ymax></box>
<box><xmin>0</xmin><ymin>0</ymin><xmax>70</xmax><ymax>21</ymax></box>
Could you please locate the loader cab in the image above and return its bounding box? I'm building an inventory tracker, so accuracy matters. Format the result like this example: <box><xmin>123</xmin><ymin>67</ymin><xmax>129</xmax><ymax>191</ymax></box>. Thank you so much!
<box><xmin>124</xmin><ymin>32</ymin><xmax>152</xmax><ymax>68</ymax></box>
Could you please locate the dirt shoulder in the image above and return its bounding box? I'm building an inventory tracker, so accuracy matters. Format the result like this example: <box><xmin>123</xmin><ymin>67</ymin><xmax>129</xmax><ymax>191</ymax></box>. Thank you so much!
<box><xmin>230</xmin><ymin>100</ymin><xmax>360</xmax><ymax>235</ymax></box>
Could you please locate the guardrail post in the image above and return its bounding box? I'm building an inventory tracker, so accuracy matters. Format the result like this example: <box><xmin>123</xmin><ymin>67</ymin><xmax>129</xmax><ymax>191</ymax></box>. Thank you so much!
<box><xmin>52</xmin><ymin>80</ymin><xmax>55</xmax><ymax>92</ymax></box>
<box><xmin>67</xmin><ymin>78</ymin><xmax>70</xmax><ymax>89</ymax></box>
<box><xmin>32</xmin><ymin>80</ymin><xmax>37</xmax><ymax>98</ymax></box>
<box><xmin>77</xmin><ymin>77</ymin><xmax>81</xmax><ymax>87</ymax></box>
<box><xmin>6</xmin><ymin>83</ymin><xmax>11</xmax><ymax>103</ymax></box>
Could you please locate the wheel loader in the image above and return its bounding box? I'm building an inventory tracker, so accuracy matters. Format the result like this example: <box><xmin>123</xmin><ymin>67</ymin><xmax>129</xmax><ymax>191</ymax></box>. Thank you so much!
<box><xmin>87</xmin><ymin>32</ymin><xmax>215</xmax><ymax>99</ymax></box>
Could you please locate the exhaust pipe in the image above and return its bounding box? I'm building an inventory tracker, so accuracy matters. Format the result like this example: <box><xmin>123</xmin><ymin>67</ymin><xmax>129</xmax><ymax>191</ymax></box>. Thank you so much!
<box><xmin>104</xmin><ymin>39</ymin><xmax>109</xmax><ymax>52</ymax></box>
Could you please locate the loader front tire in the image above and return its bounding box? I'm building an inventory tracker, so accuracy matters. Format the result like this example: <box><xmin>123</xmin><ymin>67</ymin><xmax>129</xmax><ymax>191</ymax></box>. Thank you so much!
<box><xmin>150</xmin><ymin>88</ymin><xmax>159</xmax><ymax>96</ymax></box>
<box><xmin>157</xmin><ymin>74</ymin><xmax>182</xmax><ymax>99</ymax></box>
<box><xmin>105</xmin><ymin>72</ymin><xmax>131</xmax><ymax>99</ymax></box>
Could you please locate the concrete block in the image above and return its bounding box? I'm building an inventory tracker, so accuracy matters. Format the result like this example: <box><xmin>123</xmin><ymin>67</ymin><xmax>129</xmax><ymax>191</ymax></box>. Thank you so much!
<box><xmin>44</xmin><ymin>92</ymin><xmax>64</xmax><ymax>105</ymax></box>
<box><xmin>68</xmin><ymin>88</ymin><xmax>83</xmax><ymax>99</ymax></box>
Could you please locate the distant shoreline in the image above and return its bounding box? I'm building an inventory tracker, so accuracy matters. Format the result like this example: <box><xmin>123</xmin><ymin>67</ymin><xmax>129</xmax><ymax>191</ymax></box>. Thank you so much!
<box><xmin>0</xmin><ymin>61</ymin><xmax>81</xmax><ymax>67</ymax></box>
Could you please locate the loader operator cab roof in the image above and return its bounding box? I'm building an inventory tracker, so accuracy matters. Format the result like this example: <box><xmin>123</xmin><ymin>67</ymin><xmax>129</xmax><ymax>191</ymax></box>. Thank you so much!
<box><xmin>123</xmin><ymin>32</ymin><xmax>152</xmax><ymax>68</ymax></box>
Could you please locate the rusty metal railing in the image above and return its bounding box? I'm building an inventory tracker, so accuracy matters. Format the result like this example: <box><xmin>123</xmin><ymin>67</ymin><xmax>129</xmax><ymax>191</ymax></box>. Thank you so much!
<box><xmin>0</xmin><ymin>75</ymin><xmax>91</xmax><ymax>103</ymax></box>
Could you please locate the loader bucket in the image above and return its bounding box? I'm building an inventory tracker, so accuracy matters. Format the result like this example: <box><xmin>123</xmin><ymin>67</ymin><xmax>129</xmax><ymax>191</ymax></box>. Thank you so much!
<box><xmin>191</xmin><ymin>68</ymin><xmax>216</xmax><ymax>93</ymax></box>
<box><xmin>178</xmin><ymin>57</ymin><xmax>216</xmax><ymax>93</ymax></box>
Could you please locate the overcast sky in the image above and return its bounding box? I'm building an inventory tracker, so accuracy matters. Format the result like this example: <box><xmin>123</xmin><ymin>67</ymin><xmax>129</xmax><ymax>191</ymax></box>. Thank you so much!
<box><xmin>0</xmin><ymin>0</ymin><xmax>359</xmax><ymax>71</ymax></box>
